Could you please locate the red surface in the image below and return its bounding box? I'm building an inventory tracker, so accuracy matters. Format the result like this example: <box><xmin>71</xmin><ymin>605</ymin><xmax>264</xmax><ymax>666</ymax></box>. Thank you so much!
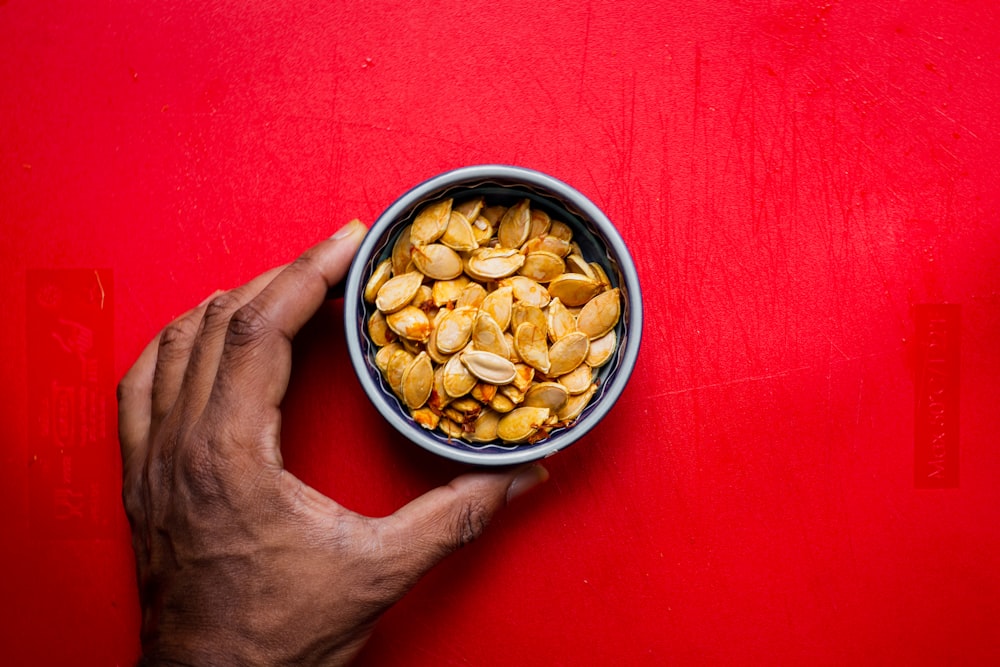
<box><xmin>2</xmin><ymin>1</ymin><xmax>999</xmax><ymax>664</ymax></box>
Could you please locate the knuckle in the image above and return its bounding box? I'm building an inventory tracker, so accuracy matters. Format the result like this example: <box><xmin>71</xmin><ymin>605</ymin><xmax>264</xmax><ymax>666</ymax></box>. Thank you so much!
<box><xmin>288</xmin><ymin>252</ymin><xmax>322</xmax><ymax>280</ymax></box>
<box><xmin>453</xmin><ymin>497</ymin><xmax>491</xmax><ymax>549</ymax></box>
<box><xmin>115</xmin><ymin>377</ymin><xmax>133</xmax><ymax>405</ymax></box>
<box><xmin>225</xmin><ymin>301</ymin><xmax>270</xmax><ymax>348</ymax></box>
<box><xmin>156</xmin><ymin>318</ymin><xmax>198</xmax><ymax>360</ymax></box>
<box><xmin>117</xmin><ymin>370</ymin><xmax>148</xmax><ymax>406</ymax></box>
<box><xmin>202</xmin><ymin>291</ymin><xmax>243</xmax><ymax>328</ymax></box>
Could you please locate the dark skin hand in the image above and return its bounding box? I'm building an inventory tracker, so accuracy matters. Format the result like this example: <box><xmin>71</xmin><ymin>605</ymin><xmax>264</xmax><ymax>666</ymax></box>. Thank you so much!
<box><xmin>117</xmin><ymin>220</ymin><xmax>549</xmax><ymax>666</ymax></box>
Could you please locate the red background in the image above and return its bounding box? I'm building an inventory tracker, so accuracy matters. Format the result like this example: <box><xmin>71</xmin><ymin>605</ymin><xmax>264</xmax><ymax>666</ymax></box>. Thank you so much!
<box><xmin>3</xmin><ymin>1</ymin><xmax>999</xmax><ymax>664</ymax></box>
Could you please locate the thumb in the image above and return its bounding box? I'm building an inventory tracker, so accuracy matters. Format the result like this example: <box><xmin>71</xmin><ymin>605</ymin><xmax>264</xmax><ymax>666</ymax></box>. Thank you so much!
<box><xmin>385</xmin><ymin>464</ymin><xmax>549</xmax><ymax>576</ymax></box>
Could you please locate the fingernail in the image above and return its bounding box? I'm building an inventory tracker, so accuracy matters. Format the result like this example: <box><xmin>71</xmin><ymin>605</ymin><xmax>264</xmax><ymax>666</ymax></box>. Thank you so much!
<box><xmin>332</xmin><ymin>218</ymin><xmax>366</xmax><ymax>239</ymax></box>
<box><xmin>198</xmin><ymin>289</ymin><xmax>224</xmax><ymax>307</ymax></box>
<box><xmin>506</xmin><ymin>464</ymin><xmax>549</xmax><ymax>503</ymax></box>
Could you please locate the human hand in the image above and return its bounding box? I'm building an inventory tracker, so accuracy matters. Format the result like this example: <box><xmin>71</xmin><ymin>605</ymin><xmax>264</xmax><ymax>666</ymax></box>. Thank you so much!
<box><xmin>117</xmin><ymin>220</ymin><xmax>549</xmax><ymax>666</ymax></box>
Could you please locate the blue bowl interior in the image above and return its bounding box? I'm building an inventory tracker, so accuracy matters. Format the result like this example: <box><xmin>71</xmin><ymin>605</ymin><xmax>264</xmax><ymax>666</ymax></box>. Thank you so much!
<box><xmin>345</xmin><ymin>166</ymin><xmax>642</xmax><ymax>465</ymax></box>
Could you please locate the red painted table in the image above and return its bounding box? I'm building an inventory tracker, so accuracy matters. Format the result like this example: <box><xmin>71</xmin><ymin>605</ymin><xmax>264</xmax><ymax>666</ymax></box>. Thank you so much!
<box><xmin>2</xmin><ymin>1</ymin><xmax>999</xmax><ymax>664</ymax></box>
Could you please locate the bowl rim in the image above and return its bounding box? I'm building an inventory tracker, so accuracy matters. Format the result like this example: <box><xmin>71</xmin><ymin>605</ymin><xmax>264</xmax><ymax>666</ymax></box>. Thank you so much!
<box><xmin>344</xmin><ymin>164</ymin><xmax>643</xmax><ymax>465</ymax></box>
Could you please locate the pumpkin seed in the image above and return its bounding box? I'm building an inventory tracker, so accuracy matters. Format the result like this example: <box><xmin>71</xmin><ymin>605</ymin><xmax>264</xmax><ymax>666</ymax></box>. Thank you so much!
<box><xmin>391</xmin><ymin>225</ymin><xmax>413</xmax><ymax>276</ymax></box>
<box><xmin>586</xmin><ymin>330</ymin><xmax>616</xmax><ymax>367</ymax></box>
<box><xmin>399</xmin><ymin>337</ymin><xmax>423</xmax><ymax>356</ymax></box>
<box><xmin>511</xmin><ymin>302</ymin><xmax>548</xmax><ymax>340</ymax></box>
<box><xmin>480</xmin><ymin>285</ymin><xmax>513</xmax><ymax>331</ymax></box>
<box><xmin>471</xmin><ymin>216</ymin><xmax>494</xmax><ymax>245</ymax></box>
<box><xmin>454</xmin><ymin>196</ymin><xmax>484</xmax><ymax>222</ymax></box>
<box><xmin>565</xmin><ymin>253</ymin><xmax>596</xmax><ymax>279</ymax></box>
<box><xmin>386</xmin><ymin>306</ymin><xmax>431</xmax><ymax>342</ymax></box>
<box><xmin>410</xmin><ymin>284</ymin><xmax>434</xmax><ymax>311</ymax></box>
<box><xmin>504</xmin><ymin>275</ymin><xmax>550</xmax><ymax>307</ymax></box>
<box><xmin>557</xmin><ymin>383</ymin><xmax>597</xmax><ymax>421</ymax></box>
<box><xmin>470</xmin><ymin>382</ymin><xmax>498</xmax><ymax>404</ymax></box>
<box><xmin>431</xmin><ymin>276</ymin><xmax>470</xmax><ymax>306</ymax></box>
<box><xmin>410</xmin><ymin>406</ymin><xmax>440</xmax><ymax>430</ymax></box>
<box><xmin>442</xmin><ymin>352</ymin><xmax>477</xmax><ymax>398</ymax></box>
<box><xmin>410</xmin><ymin>198</ymin><xmax>452</xmax><ymax>246</ymax></box>
<box><xmin>499</xmin><ymin>384</ymin><xmax>525</xmax><ymax>404</ymax></box>
<box><xmin>497</xmin><ymin>198</ymin><xmax>531</xmax><ymax>249</ymax></box>
<box><xmin>385</xmin><ymin>349</ymin><xmax>415</xmax><ymax>396</ymax></box>
<box><xmin>524</xmin><ymin>382</ymin><xmax>569</xmax><ymax>412</ymax></box>
<box><xmin>489</xmin><ymin>392</ymin><xmax>517</xmax><ymax>414</ymax></box>
<box><xmin>456</xmin><ymin>282</ymin><xmax>487</xmax><ymax>309</ymax></box>
<box><xmin>577</xmin><ymin>288</ymin><xmax>621</xmax><ymax>340</ymax></box>
<box><xmin>527</xmin><ymin>208</ymin><xmax>551</xmax><ymax>239</ymax></box>
<box><xmin>376</xmin><ymin>271</ymin><xmax>424</xmax><ymax>314</ymax></box>
<box><xmin>589</xmin><ymin>261</ymin><xmax>612</xmax><ymax>291</ymax></box>
<box><xmin>428</xmin><ymin>365</ymin><xmax>451</xmax><ymax>411</ymax></box>
<box><xmin>471</xmin><ymin>311</ymin><xmax>509</xmax><ymax>357</ymax></box>
<box><xmin>505</xmin><ymin>332</ymin><xmax>520</xmax><ymax>362</ymax></box>
<box><xmin>461</xmin><ymin>349</ymin><xmax>517</xmax><ymax>385</ymax></box>
<box><xmin>467</xmin><ymin>247</ymin><xmax>525</xmax><ymax>279</ymax></box>
<box><xmin>450</xmin><ymin>396</ymin><xmax>483</xmax><ymax>418</ymax></box>
<box><xmin>547</xmin><ymin>273</ymin><xmax>602</xmax><ymax>307</ymax></box>
<box><xmin>439</xmin><ymin>418</ymin><xmax>465</xmax><ymax>439</ymax></box>
<box><xmin>469</xmin><ymin>408</ymin><xmax>502</xmax><ymax>442</ymax></box>
<box><xmin>522</xmin><ymin>235</ymin><xmax>572</xmax><ymax>257</ymax></box>
<box><xmin>547</xmin><ymin>331</ymin><xmax>589</xmax><ymax>377</ymax></box>
<box><xmin>411</xmin><ymin>243</ymin><xmax>463</xmax><ymax>280</ymax></box>
<box><xmin>364</xmin><ymin>259</ymin><xmax>393</xmax><ymax>303</ymax></box>
<box><xmin>400</xmin><ymin>352</ymin><xmax>433</xmax><ymax>409</ymax></box>
<box><xmin>546</xmin><ymin>297</ymin><xmax>577</xmax><ymax>341</ymax></box>
<box><xmin>557</xmin><ymin>364</ymin><xmax>593</xmax><ymax>394</ymax></box>
<box><xmin>512</xmin><ymin>363</ymin><xmax>535</xmax><ymax>392</ymax></box>
<box><xmin>435</xmin><ymin>306</ymin><xmax>476</xmax><ymax>355</ymax></box>
<box><xmin>497</xmin><ymin>406</ymin><xmax>551</xmax><ymax>443</ymax></box>
<box><xmin>425</xmin><ymin>320</ymin><xmax>450</xmax><ymax>365</ymax></box>
<box><xmin>440</xmin><ymin>211</ymin><xmax>479</xmax><ymax>252</ymax></box>
<box><xmin>480</xmin><ymin>205</ymin><xmax>507</xmax><ymax>225</ymax></box>
<box><xmin>368</xmin><ymin>311</ymin><xmax>396</xmax><ymax>347</ymax></box>
<box><xmin>548</xmin><ymin>220</ymin><xmax>573</xmax><ymax>241</ymax></box>
<box><xmin>514</xmin><ymin>322</ymin><xmax>550</xmax><ymax>374</ymax></box>
<box><xmin>375</xmin><ymin>342</ymin><xmax>403</xmax><ymax>374</ymax></box>
<box><xmin>519</xmin><ymin>251</ymin><xmax>565</xmax><ymax>283</ymax></box>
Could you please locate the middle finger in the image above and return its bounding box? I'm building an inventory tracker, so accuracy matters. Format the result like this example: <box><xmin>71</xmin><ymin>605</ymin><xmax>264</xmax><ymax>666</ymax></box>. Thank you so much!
<box><xmin>170</xmin><ymin>265</ymin><xmax>286</xmax><ymax>422</ymax></box>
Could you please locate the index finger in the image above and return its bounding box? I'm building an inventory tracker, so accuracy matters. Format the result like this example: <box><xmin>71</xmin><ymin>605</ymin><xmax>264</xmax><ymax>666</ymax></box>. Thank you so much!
<box><xmin>213</xmin><ymin>220</ymin><xmax>367</xmax><ymax>413</ymax></box>
<box><xmin>117</xmin><ymin>330</ymin><xmax>161</xmax><ymax>468</ymax></box>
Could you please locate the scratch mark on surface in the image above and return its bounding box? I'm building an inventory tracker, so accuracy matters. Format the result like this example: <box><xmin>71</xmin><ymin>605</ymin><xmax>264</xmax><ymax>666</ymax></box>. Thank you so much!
<box><xmin>826</xmin><ymin>334</ymin><xmax>849</xmax><ymax>361</ymax></box>
<box><xmin>933</xmin><ymin>106</ymin><xmax>979</xmax><ymax>139</ymax></box>
<box><xmin>577</xmin><ymin>0</ymin><xmax>593</xmax><ymax>103</ymax></box>
<box><xmin>646</xmin><ymin>365</ymin><xmax>814</xmax><ymax>399</ymax></box>
<box><xmin>93</xmin><ymin>270</ymin><xmax>106</xmax><ymax>310</ymax></box>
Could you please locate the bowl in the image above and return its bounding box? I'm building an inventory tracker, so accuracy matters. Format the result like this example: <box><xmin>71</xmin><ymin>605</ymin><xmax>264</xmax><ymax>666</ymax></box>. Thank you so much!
<box><xmin>343</xmin><ymin>165</ymin><xmax>643</xmax><ymax>465</ymax></box>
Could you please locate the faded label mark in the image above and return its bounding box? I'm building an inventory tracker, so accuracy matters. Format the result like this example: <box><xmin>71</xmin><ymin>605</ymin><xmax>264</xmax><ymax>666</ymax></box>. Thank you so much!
<box><xmin>27</xmin><ymin>269</ymin><xmax>116</xmax><ymax>539</ymax></box>
<box><xmin>913</xmin><ymin>304</ymin><xmax>960</xmax><ymax>488</ymax></box>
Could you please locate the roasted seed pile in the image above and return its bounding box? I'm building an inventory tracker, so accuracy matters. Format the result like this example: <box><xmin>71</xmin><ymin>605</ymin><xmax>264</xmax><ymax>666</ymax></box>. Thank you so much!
<box><xmin>364</xmin><ymin>196</ymin><xmax>621</xmax><ymax>445</ymax></box>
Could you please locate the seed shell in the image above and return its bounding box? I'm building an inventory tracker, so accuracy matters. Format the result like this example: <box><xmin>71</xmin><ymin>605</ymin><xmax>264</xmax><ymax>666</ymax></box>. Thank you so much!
<box><xmin>461</xmin><ymin>350</ymin><xmax>517</xmax><ymax>385</ymax></box>
<box><xmin>547</xmin><ymin>331</ymin><xmax>590</xmax><ymax>377</ymax></box>
<box><xmin>411</xmin><ymin>243</ymin><xmax>464</xmax><ymax>280</ymax></box>
<box><xmin>586</xmin><ymin>330</ymin><xmax>617</xmax><ymax>367</ymax></box>
<box><xmin>547</xmin><ymin>273</ymin><xmax>602</xmax><ymax>307</ymax></box>
<box><xmin>364</xmin><ymin>259</ymin><xmax>393</xmax><ymax>303</ymax></box>
<box><xmin>386</xmin><ymin>306</ymin><xmax>431</xmax><ymax>342</ymax></box>
<box><xmin>497</xmin><ymin>406</ymin><xmax>551</xmax><ymax>443</ymax></box>
<box><xmin>497</xmin><ymin>199</ymin><xmax>531</xmax><ymax>249</ymax></box>
<box><xmin>410</xmin><ymin>198</ymin><xmax>453</xmax><ymax>246</ymax></box>
<box><xmin>400</xmin><ymin>352</ymin><xmax>433</xmax><ymax>410</ymax></box>
<box><xmin>577</xmin><ymin>288</ymin><xmax>621</xmax><ymax>340</ymax></box>
<box><xmin>514</xmin><ymin>322</ymin><xmax>550</xmax><ymax>374</ymax></box>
